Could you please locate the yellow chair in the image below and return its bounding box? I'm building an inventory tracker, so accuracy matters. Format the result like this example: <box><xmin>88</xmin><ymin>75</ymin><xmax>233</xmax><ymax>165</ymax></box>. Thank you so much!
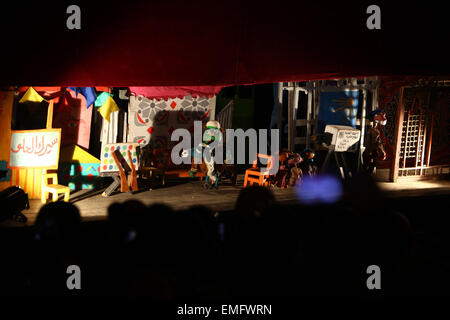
<box><xmin>41</xmin><ymin>169</ymin><xmax>70</xmax><ymax>204</ymax></box>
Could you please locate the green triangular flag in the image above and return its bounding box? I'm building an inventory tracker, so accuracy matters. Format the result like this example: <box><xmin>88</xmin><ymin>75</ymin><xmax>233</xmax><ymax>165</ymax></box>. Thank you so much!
<box><xmin>94</xmin><ymin>91</ymin><xmax>113</xmax><ymax>107</ymax></box>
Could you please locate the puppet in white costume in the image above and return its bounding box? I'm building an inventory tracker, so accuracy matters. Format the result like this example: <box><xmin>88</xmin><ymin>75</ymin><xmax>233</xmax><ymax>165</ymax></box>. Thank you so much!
<box><xmin>201</xmin><ymin>120</ymin><xmax>222</xmax><ymax>189</ymax></box>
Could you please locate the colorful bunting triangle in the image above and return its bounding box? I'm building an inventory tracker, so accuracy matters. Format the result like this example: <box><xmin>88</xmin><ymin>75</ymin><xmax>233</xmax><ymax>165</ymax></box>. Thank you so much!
<box><xmin>95</xmin><ymin>91</ymin><xmax>113</xmax><ymax>107</ymax></box>
<box><xmin>98</xmin><ymin>95</ymin><xmax>119</xmax><ymax>122</ymax></box>
<box><xmin>19</xmin><ymin>87</ymin><xmax>44</xmax><ymax>103</ymax></box>
<box><xmin>68</xmin><ymin>87</ymin><xmax>97</xmax><ymax>108</ymax></box>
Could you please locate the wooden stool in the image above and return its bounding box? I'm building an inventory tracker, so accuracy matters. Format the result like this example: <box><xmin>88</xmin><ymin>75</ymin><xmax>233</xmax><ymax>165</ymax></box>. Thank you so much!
<box><xmin>243</xmin><ymin>154</ymin><xmax>273</xmax><ymax>187</ymax></box>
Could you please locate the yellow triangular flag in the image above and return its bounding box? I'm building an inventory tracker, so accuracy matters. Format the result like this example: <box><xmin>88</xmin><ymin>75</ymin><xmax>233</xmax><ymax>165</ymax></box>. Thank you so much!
<box><xmin>98</xmin><ymin>95</ymin><xmax>119</xmax><ymax>122</ymax></box>
<box><xmin>19</xmin><ymin>87</ymin><xmax>44</xmax><ymax>103</ymax></box>
<box><xmin>60</xmin><ymin>145</ymin><xmax>101</xmax><ymax>163</ymax></box>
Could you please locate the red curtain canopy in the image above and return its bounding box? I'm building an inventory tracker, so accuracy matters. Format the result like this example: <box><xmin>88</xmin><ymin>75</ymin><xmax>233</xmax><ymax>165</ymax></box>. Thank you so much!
<box><xmin>1</xmin><ymin>1</ymin><xmax>449</xmax><ymax>87</ymax></box>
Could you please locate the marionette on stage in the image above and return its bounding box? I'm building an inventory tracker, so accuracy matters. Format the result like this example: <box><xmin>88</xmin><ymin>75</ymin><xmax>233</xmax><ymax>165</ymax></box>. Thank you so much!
<box><xmin>268</xmin><ymin>149</ymin><xmax>289</xmax><ymax>188</ymax></box>
<box><xmin>188</xmin><ymin>120</ymin><xmax>222</xmax><ymax>189</ymax></box>
<box><xmin>287</xmin><ymin>152</ymin><xmax>303</xmax><ymax>186</ymax></box>
<box><xmin>299</xmin><ymin>148</ymin><xmax>318</xmax><ymax>177</ymax></box>
<box><xmin>269</xmin><ymin>150</ymin><xmax>303</xmax><ymax>188</ymax></box>
<box><xmin>363</xmin><ymin>109</ymin><xmax>387</xmax><ymax>175</ymax></box>
<box><xmin>202</xmin><ymin>120</ymin><xmax>222</xmax><ymax>189</ymax></box>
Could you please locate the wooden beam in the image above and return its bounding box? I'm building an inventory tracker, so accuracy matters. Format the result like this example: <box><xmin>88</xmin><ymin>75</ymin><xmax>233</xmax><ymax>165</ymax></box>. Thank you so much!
<box><xmin>313</xmin><ymin>82</ymin><xmax>320</xmax><ymax>137</ymax></box>
<box><xmin>306</xmin><ymin>90</ymin><xmax>312</xmax><ymax>148</ymax></box>
<box><xmin>426</xmin><ymin>113</ymin><xmax>434</xmax><ymax>166</ymax></box>
<box><xmin>287</xmin><ymin>86</ymin><xmax>294</xmax><ymax>151</ymax></box>
<box><xmin>402</xmin><ymin>110</ymin><xmax>410</xmax><ymax>170</ymax></box>
<box><xmin>416</xmin><ymin>109</ymin><xmax>423</xmax><ymax>174</ymax></box>
<box><xmin>46</xmin><ymin>100</ymin><xmax>53</xmax><ymax>129</ymax></box>
<box><xmin>390</xmin><ymin>87</ymin><xmax>406</xmax><ymax>182</ymax></box>
<box><xmin>127</xmin><ymin>150</ymin><xmax>138</xmax><ymax>191</ymax></box>
<box><xmin>277</xmin><ymin>83</ymin><xmax>283</xmax><ymax>147</ymax></box>
<box><xmin>112</xmin><ymin>151</ymin><xmax>129</xmax><ymax>192</ymax></box>
<box><xmin>359</xmin><ymin>88</ymin><xmax>367</xmax><ymax>171</ymax></box>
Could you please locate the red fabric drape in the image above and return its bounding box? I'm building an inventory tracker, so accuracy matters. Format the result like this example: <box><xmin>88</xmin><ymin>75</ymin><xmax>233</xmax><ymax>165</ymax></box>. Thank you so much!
<box><xmin>1</xmin><ymin>1</ymin><xmax>449</xmax><ymax>86</ymax></box>
<box><xmin>129</xmin><ymin>86</ymin><xmax>223</xmax><ymax>100</ymax></box>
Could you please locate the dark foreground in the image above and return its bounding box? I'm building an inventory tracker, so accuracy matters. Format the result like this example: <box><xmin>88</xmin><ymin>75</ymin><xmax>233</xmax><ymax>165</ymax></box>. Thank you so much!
<box><xmin>1</xmin><ymin>176</ymin><xmax>450</xmax><ymax>300</ymax></box>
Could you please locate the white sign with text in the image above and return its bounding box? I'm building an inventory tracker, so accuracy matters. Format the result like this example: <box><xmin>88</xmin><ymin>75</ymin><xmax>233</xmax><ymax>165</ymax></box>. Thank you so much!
<box><xmin>325</xmin><ymin>125</ymin><xmax>360</xmax><ymax>152</ymax></box>
<box><xmin>9</xmin><ymin>129</ymin><xmax>61</xmax><ymax>168</ymax></box>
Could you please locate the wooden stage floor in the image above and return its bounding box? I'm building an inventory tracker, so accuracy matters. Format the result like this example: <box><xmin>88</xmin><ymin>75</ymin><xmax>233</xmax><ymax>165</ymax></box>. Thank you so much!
<box><xmin>20</xmin><ymin>176</ymin><xmax>297</xmax><ymax>226</ymax></box>
<box><xmin>3</xmin><ymin>176</ymin><xmax>450</xmax><ymax>227</ymax></box>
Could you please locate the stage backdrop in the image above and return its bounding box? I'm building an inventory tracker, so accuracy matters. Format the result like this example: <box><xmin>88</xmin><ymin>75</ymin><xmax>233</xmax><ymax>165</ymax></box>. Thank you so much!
<box><xmin>8</xmin><ymin>129</ymin><xmax>62</xmax><ymax>199</ymax></box>
<box><xmin>52</xmin><ymin>88</ymin><xmax>93</xmax><ymax>150</ymax></box>
<box><xmin>100</xmin><ymin>143</ymin><xmax>139</xmax><ymax>173</ymax></box>
<box><xmin>0</xmin><ymin>91</ymin><xmax>14</xmax><ymax>191</ymax></box>
<box><xmin>59</xmin><ymin>145</ymin><xmax>101</xmax><ymax>190</ymax></box>
<box><xmin>128</xmin><ymin>95</ymin><xmax>216</xmax><ymax>150</ymax></box>
<box><xmin>9</xmin><ymin>129</ymin><xmax>61</xmax><ymax>169</ymax></box>
<box><xmin>318</xmin><ymin>91</ymin><xmax>359</xmax><ymax>133</ymax></box>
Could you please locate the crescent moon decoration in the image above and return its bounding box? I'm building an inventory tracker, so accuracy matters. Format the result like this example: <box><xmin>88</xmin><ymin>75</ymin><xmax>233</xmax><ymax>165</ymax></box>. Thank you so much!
<box><xmin>136</xmin><ymin>112</ymin><xmax>147</xmax><ymax>124</ymax></box>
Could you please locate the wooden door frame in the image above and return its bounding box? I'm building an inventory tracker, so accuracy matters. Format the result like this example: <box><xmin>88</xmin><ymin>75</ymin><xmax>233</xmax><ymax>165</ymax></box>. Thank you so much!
<box><xmin>390</xmin><ymin>85</ymin><xmax>435</xmax><ymax>182</ymax></box>
<box><xmin>390</xmin><ymin>87</ymin><xmax>405</xmax><ymax>182</ymax></box>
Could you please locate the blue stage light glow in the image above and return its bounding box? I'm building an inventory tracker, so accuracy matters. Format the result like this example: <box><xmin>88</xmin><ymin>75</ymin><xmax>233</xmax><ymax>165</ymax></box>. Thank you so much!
<box><xmin>295</xmin><ymin>174</ymin><xmax>343</xmax><ymax>205</ymax></box>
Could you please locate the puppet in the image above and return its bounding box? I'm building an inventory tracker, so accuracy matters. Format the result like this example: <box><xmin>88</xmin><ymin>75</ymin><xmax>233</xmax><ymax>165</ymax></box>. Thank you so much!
<box><xmin>269</xmin><ymin>149</ymin><xmax>303</xmax><ymax>188</ymax></box>
<box><xmin>269</xmin><ymin>149</ymin><xmax>290</xmax><ymax>188</ymax></box>
<box><xmin>287</xmin><ymin>152</ymin><xmax>303</xmax><ymax>186</ymax></box>
<box><xmin>363</xmin><ymin>109</ymin><xmax>387</xmax><ymax>175</ymax></box>
<box><xmin>188</xmin><ymin>120</ymin><xmax>222</xmax><ymax>189</ymax></box>
<box><xmin>299</xmin><ymin>148</ymin><xmax>318</xmax><ymax>177</ymax></box>
<box><xmin>202</xmin><ymin>120</ymin><xmax>223</xmax><ymax>189</ymax></box>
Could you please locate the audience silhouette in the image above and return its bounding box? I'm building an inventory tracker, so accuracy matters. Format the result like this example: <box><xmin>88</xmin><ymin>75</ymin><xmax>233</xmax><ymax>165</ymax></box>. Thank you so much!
<box><xmin>0</xmin><ymin>173</ymin><xmax>448</xmax><ymax>299</ymax></box>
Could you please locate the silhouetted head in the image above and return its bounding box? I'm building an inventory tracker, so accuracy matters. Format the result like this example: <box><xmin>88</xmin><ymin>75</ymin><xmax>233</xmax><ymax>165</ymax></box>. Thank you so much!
<box><xmin>34</xmin><ymin>201</ymin><xmax>81</xmax><ymax>244</ymax></box>
<box><xmin>342</xmin><ymin>172</ymin><xmax>384</xmax><ymax>210</ymax></box>
<box><xmin>108</xmin><ymin>200</ymin><xmax>147</xmax><ymax>243</ymax></box>
<box><xmin>235</xmin><ymin>186</ymin><xmax>275</xmax><ymax>222</ymax></box>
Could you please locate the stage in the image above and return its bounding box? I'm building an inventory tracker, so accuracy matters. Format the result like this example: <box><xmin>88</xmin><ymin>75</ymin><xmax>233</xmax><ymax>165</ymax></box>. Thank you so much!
<box><xmin>2</xmin><ymin>175</ymin><xmax>450</xmax><ymax>227</ymax></box>
<box><xmin>18</xmin><ymin>175</ymin><xmax>298</xmax><ymax>226</ymax></box>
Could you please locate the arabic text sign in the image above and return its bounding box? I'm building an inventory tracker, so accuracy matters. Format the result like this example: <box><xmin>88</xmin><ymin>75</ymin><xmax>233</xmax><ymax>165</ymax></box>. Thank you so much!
<box><xmin>10</xmin><ymin>129</ymin><xmax>61</xmax><ymax>168</ymax></box>
<box><xmin>325</xmin><ymin>125</ymin><xmax>361</xmax><ymax>152</ymax></box>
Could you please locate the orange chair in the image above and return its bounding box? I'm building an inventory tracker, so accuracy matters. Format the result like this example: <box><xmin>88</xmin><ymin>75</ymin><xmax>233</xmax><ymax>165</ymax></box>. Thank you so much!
<box><xmin>243</xmin><ymin>153</ymin><xmax>273</xmax><ymax>187</ymax></box>
<box><xmin>41</xmin><ymin>169</ymin><xmax>70</xmax><ymax>204</ymax></box>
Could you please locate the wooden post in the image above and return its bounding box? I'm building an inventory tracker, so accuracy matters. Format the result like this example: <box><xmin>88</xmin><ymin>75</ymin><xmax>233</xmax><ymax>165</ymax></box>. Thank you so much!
<box><xmin>402</xmin><ymin>111</ymin><xmax>410</xmax><ymax>170</ymax></box>
<box><xmin>112</xmin><ymin>151</ymin><xmax>129</xmax><ymax>192</ymax></box>
<box><xmin>127</xmin><ymin>150</ymin><xmax>138</xmax><ymax>191</ymax></box>
<box><xmin>277</xmin><ymin>83</ymin><xmax>283</xmax><ymax>145</ymax></box>
<box><xmin>390</xmin><ymin>87</ymin><xmax>406</xmax><ymax>182</ymax></box>
<box><xmin>420</xmin><ymin>112</ymin><xmax>428</xmax><ymax>175</ymax></box>
<box><xmin>416</xmin><ymin>110</ymin><xmax>423</xmax><ymax>175</ymax></box>
<box><xmin>287</xmin><ymin>86</ymin><xmax>294</xmax><ymax>151</ymax></box>
<box><xmin>426</xmin><ymin>113</ymin><xmax>434</xmax><ymax>166</ymax></box>
<box><xmin>359</xmin><ymin>88</ymin><xmax>367</xmax><ymax>171</ymax></box>
<box><xmin>313</xmin><ymin>82</ymin><xmax>320</xmax><ymax>137</ymax></box>
<box><xmin>46</xmin><ymin>100</ymin><xmax>54</xmax><ymax>129</ymax></box>
<box><xmin>292</xmin><ymin>87</ymin><xmax>299</xmax><ymax>151</ymax></box>
<box><xmin>306</xmin><ymin>89</ymin><xmax>312</xmax><ymax>148</ymax></box>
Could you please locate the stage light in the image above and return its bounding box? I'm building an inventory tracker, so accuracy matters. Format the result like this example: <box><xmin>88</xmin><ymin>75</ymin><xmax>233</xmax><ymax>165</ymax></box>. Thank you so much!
<box><xmin>295</xmin><ymin>174</ymin><xmax>343</xmax><ymax>205</ymax></box>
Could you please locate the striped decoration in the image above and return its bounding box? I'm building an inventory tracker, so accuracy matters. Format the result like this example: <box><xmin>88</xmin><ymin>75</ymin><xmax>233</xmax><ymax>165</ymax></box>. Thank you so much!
<box><xmin>10</xmin><ymin>167</ymin><xmax>43</xmax><ymax>199</ymax></box>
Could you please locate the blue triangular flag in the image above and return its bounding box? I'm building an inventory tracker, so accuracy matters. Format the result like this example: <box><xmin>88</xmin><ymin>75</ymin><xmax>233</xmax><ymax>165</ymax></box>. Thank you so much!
<box><xmin>68</xmin><ymin>87</ymin><xmax>97</xmax><ymax>109</ymax></box>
